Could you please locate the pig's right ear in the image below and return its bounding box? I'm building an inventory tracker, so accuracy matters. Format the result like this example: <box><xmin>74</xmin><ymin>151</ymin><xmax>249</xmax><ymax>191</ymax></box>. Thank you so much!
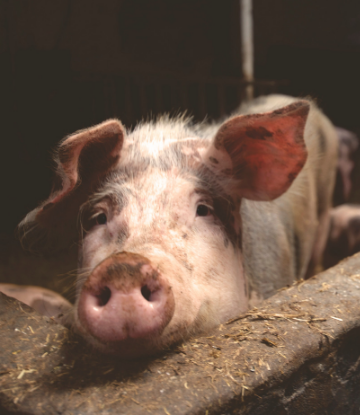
<box><xmin>18</xmin><ymin>119</ymin><xmax>125</xmax><ymax>253</ymax></box>
<box><xmin>204</xmin><ymin>101</ymin><xmax>309</xmax><ymax>201</ymax></box>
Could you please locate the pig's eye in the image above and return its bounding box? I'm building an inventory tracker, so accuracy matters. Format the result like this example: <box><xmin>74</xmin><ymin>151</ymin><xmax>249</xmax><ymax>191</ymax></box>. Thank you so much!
<box><xmin>196</xmin><ymin>204</ymin><xmax>212</xmax><ymax>217</ymax></box>
<box><xmin>96</xmin><ymin>213</ymin><xmax>107</xmax><ymax>225</ymax></box>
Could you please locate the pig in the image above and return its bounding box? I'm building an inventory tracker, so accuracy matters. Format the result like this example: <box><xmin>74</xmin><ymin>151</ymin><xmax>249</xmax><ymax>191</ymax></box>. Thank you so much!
<box><xmin>15</xmin><ymin>95</ymin><xmax>338</xmax><ymax>357</ymax></box>
<box><xmin>323</xmin><ymin>204</ymin><xmax>360</xmax><ymax>269</ymax></box>
<box><xmin>333</xmin><ymin>127</ymin><xmax>359</xmax><ymax>205</ymax></box>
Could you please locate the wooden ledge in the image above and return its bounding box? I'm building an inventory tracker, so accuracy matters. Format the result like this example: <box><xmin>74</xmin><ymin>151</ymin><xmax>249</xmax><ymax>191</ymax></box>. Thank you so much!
<box><xmin>1</xmin><ymin>254</ymin><xmax>360</xmax><ymax>414</ymax></box>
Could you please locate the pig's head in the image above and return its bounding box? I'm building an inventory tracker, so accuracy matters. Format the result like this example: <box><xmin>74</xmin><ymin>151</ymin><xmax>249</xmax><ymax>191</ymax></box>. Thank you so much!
<box><xmin>18</xmin><ymin>101</ymin><xmax>309</xmax><ymax>357</ymax></box>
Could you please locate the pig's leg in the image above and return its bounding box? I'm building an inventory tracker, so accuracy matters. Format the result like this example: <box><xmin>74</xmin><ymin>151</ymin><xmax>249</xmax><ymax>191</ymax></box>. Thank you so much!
<box><xmin>0</xmin><ymin>283</ymin><xmax>72</xmax><ymax>324</ymax></box>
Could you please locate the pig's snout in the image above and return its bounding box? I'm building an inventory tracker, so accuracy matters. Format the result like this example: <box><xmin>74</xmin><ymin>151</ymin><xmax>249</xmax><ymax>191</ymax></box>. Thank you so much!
<box><xmin>77</xmin><ymin>253</ymin><xmax>175</xmax><ymax>345</ymax></box>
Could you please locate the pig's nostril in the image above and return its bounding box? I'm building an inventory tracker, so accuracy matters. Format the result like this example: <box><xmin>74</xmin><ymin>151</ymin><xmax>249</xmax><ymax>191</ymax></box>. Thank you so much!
<box><xmin>96</xmin><ymin>286</ymin><xmax>111</xmax><ymax>306</ymax></box>
<box><xmin>141</xmin><ymin>285</ymin><xmax>152</xmax><ymax>302</ymax></box>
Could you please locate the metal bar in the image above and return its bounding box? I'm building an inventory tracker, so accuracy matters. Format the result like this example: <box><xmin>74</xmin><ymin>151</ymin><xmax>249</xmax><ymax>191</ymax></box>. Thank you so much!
<box><xmin>240</xmin><ymin>0</ymin><xmax>254</xmax><ymax>101</ymax></box>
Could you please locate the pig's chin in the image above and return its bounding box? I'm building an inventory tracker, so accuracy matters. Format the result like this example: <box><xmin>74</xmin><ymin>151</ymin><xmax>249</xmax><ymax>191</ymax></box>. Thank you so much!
<box><xmin>73</xmin><ymin>294</ymin><xmax>237</xmax><ymax>358</ymax></box>
<box><xmin>74</xmin><ymin>306</ymin><xmax>179</xmax><ymax>358</ymax></box>
<box><xmin>73</xmin><ymin>297</ymin><xmax>213</xmax><ymax>358</ymax></box>
<box><xmin>84</xmin><ymin>334</ymin><xmax>177</xmax><ymax>359</ymax></box>
<box><xmin>73</xmin><ymin>318</ymin><xmax>197</xmax><ymax>359</ymax></box>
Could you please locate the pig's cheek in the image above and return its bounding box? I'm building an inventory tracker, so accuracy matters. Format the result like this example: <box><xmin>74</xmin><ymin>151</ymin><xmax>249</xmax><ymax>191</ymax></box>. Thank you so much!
<box><xmin>80</xmin><ymin>227</ymin><xmax>115</xmax><ymax>271</ymax></box>
<box><xmin>162</xmin><ymin>282</ymin><xmax>204</xmax><ymax>336</ymax></box>
<box><xmin>186</xmin><ymin>235</ymin><xmax>245</xmax><ymax>320</ymax></box>
<box><xmin>153</xmin><ymin>259</ymin><xmax>204</xmax><ymax>332</ymax></box>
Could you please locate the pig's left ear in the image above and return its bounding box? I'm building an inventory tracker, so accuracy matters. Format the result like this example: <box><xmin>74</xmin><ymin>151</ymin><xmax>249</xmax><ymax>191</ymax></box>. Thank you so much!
<box><xmin>50</xmin><ymin>119</ymin><xmax>124</xmax><ymax>205</ymax></box>
<box><xmin>205</xmin><ymin>101</ymin><xmax>309</xmax><ymax>201</ymax></box>
<box><xmin>18</xmin><ymin>119</ymin><xmax>125</xmax><ymax>253</ymax></box>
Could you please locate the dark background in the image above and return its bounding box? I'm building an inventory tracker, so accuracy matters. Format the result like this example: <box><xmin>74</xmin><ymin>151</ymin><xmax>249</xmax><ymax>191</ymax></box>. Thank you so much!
<box><xmin>1</xmin><ymin>0</ymin><xmax>360</xmax><ymax>237</ymax></box>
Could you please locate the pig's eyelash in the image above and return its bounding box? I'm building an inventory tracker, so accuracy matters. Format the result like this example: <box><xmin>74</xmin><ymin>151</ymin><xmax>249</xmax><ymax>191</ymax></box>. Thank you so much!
<box><xmin>82</xmin><ymin>211</ymin><xmax>108</xmax><ymax>230</ymax></box>
<box><xmin>78</xmin><ymin>207</ymin><xmax>108</xmax><ymax>234</ymax></box>
<box><xmin>89</xmin><ymin>211</ymin><xmax>106</xmax><ymax>221</ymax></box>
<box><xmin>197</xmin><ymin>199</ymin><xmax>214</xmax><ymax>210</ymax></box>
<box><xmin>198</xmin><ymin>200</ymin><xmax>213</xmax><ymax>207</ymax></box>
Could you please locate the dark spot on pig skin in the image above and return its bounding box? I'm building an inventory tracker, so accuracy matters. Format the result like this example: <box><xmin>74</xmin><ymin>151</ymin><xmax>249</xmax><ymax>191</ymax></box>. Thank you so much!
<box><xmin>270</xmin><ymin>107</ymin><xmax>292</xmax><ymax>117</ymax></box>
<box><xmin>270</xmin><ymin>109</ymin><xmax>283</xmax><ymax>117</ymax></box>
<box><xmin>209</xmin><ymin>156</ymin><xmax>219</xmax><ymax>164</ymax></box>
<box><xmin>107</xmin><ymin>262</ymin><xmax>137</xmax><ymax>280</ymax></box>
<box><xmin>195</xmin><ymin>164</ymin><xmax>240</xmax><ymax>248</ymax></box>
<box><xmin>92</xmin><ymin>258</ymin><xmax>160</xmax><ymax>290</ymax></box>
<box><xmin>182</xmin><ymin>233</ymin><xmax>188</xmax><ymax>239</ymax></box>
<box><xmin>274</xmin><ymin>127</ymin><xmax>305</xmax><ymax>145</ymax></box>
<box><xmin>213</xmin><ymin>199</ymin><xmax>239</xmax><ymax>248</ymax></box>
<box><xmin>245</xmin><ymin>126</ymin><xmax>273</xmax><ymax>140</ymax></box>
<box><xmin>117</xmin><ymin>225</ymin><xmax>130</xmax><ymax>245</ymax></box>
<box><xmin>181</xmin><ymin>260</ymin><xmax>194</xmax><ymax>272</ymax></box>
